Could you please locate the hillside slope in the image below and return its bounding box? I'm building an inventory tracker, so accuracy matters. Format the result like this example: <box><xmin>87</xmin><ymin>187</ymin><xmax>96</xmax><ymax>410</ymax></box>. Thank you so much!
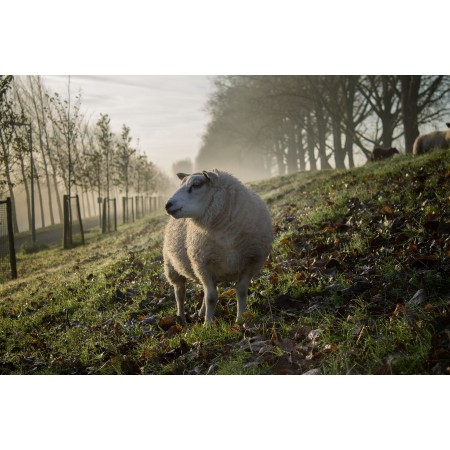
<box><xmin>1</xmin><ymin>151</ymin><xmax>449</xmax><ymax>374</ymax></box>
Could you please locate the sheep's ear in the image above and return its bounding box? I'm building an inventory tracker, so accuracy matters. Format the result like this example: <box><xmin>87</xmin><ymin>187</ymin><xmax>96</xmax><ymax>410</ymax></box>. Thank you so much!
<box><xmin>446</xmin><ymin>122</ymin><xmax>450</xmax><ymax>128</ymax></box>
<box><xmin>177</xmin><ymin>173</ymin><xmax>189</xmax><ymax>181</ymax></box>
<box><xmin>202</xmin><ymin>170</ymin><xmax>219</xmax><ymax>186</ymax></box>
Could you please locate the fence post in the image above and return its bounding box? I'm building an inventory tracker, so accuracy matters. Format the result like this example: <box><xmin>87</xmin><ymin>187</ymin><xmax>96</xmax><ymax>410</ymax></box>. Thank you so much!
<box><xmin>76</xmin><ymin>195</ymin><xmax>85</xmax><ymax>245</ymax></box>
<box><xmin>102</xmin><ymin>198</ymin><xmax>117</xmax><ymax>233</ymax></box>
<box><xmin>98</xmin><ymin>196</ymin><xmax>103</xmax><ymax>228</ymax></box>
<box><xmin>63</xmin><ymin>195</ymin><xmax>69</xmax><ymax>248</ymax></box>
<box><xmin>6</xmin><ymin>198</ymin><xmax>17</xmax><ymax>279</ymax></box>
<box><xmin>102</xmin><ymin>198</ymin><xmax>107</xmax><ymax>233</ymax></box>
<box><xmin>114</xmin><ymin>199</ymin><xmax>117</xmax><ymax>231</ymax></box>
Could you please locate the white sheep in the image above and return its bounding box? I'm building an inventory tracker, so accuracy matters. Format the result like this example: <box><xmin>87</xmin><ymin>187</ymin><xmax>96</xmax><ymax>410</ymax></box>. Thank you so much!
<box><xmin>163</xmin><ymin>169</ymin><xmax>273</xmax><ymax>324</ymax></box>
<box><xmin>413</xmin><ymin>125</ymin><xmax>450</xmax><ymax>155</ymax></box>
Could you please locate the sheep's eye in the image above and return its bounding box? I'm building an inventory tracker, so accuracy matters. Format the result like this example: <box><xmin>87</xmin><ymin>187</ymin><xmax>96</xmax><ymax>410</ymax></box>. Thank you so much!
<box><xmin>188</xmin><ymin>180</ymin><xmax>203</xmax><ymax>193</ymax></box>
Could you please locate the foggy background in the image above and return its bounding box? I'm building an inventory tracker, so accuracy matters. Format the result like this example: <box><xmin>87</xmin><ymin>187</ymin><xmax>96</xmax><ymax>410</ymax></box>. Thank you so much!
<box><xmin>1</xmin><ymin>75</ymin><xmax>449</xmax><ymax>233</ymax></box>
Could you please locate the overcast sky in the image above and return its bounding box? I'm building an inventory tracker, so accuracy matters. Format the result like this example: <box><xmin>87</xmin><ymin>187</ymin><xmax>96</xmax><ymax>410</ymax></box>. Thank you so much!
<box><xmin>43</xmin><ymin>75</ymin><xmax>214</xmax><ymax>176</ymax></box>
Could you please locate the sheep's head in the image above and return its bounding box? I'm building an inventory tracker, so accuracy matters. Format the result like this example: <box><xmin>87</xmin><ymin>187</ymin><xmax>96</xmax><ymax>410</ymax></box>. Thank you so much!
<box><xmin>165</xmin><ymin>170</ymin><xmax>219</xmax><ymax>219</ymax></box>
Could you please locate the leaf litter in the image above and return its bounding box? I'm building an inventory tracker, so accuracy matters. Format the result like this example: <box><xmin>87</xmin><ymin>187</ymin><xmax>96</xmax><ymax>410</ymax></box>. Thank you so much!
<box><xmin>1</xmin><ymin>151</ymin><xmax>449</xmax><ymax>374</ymax></box>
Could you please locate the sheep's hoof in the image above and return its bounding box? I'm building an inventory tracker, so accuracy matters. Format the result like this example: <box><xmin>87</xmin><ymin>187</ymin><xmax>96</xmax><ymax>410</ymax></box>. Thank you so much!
<box><xmin>176</xmin><ymin>315</ymin><xmax>187</xmax><ymax>326</ymax></box>
<box><xmin>203</xmin><ymin>318</ymin><xmax>213</xmax><ymax>327</ymax></box>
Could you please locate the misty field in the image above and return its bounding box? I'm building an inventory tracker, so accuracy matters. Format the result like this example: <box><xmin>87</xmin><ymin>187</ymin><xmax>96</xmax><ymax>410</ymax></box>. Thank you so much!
<box><xmin>1</xmin><ymin>150</ymin><xmax>449</xmax><ymax>374</ymax></box>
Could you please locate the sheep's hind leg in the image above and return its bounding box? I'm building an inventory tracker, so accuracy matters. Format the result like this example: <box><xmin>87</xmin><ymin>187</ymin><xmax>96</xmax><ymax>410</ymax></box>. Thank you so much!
<box><xmin>198</xmin><ymin>298</ymin><xmax>206</xmax><ymax>319</ymax></box>
<box><xmin>173</xmin><ymin>279</ymin><xmax>187</xmax><ymax>325</ymax></box>
<box><xmin>165</xmin><ymin>260</ymin><xmax>187</xmax><ymax>325</ymax></box>
<box><xmin>236</xmin><ymin>272</ymin><xmax>252</xmax><ymax>323</ymax></box>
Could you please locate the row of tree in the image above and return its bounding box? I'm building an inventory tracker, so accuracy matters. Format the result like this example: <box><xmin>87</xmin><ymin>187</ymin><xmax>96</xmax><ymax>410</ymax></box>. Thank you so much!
<box><xmin>0</xmin><ymin>76</ymin><xmax>170</xmax><ymax>233</ymax></box>
<box><xmin>196</xmin><ymin>76</ymin><xmax>450</xmax><ymax>180</ymax></box>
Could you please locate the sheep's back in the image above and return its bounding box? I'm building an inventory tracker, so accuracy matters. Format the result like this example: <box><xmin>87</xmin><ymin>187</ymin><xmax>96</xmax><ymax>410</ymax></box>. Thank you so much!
<box><xmin>414</xmin><ymin>130</ymin><xmax>450</xmax><ymax>154</ymax></box>
<box><xmin>191</xmin><ymin>200</ymin><xmax>272</xmax><ymax>281</ymax></box>
<box><xmin>196</xmin><ymin>184</ymin><xmax>272</xmax><ymax>280</ymax></box>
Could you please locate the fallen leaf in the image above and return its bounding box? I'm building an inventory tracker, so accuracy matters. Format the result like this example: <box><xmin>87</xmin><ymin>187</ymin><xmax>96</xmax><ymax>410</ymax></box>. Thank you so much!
<box><xmin>158</xmin><ymin>315</ymin><xmax>179</xmax><ymax>331</ymax></box>
<box><xmin>302</xmin><ymin>368</ymin><xmax>321</xmax><ymax>375</ymax></box>
<box><xmin>307</xmin><ymin>329</ymin><xmax>322</xmax><ymax>343</ymax></box>
<box><xmin>164</xmin><ymin>323</ymin><xmax>183</xmax><ymax>338</ymax></box>
<box><xmin>273</xmin><ymin>294</ymin><xmax>302</xmax><ymax>310</ymax></box>
<box><xmin>222</xmin><ymin>289</ymin><xmax>236</xmax><ymax>297</ymax></box>
<box><xmin>381</xmin><ymin>205</ymin><xmax>394</xmax><ymax>215</ymax></box>
<box><xmin>342</xmin><ymin>281</ymin><xmax>373</xmax><ymax>299</ymax></box>
<box><xmin>407</xmin><ymin>289</ymin><xmax>426</xmax><ymax>307</ymax></box>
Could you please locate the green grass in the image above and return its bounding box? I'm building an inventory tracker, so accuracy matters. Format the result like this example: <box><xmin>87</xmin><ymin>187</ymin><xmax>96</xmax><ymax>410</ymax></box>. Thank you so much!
<box><xmin>1</xmin><ymin>151</ymin><xmax>449</xmax><ymax>374</ymax></box>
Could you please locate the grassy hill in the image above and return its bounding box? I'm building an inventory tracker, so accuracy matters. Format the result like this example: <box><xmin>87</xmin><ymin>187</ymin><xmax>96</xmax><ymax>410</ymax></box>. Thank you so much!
<box><xmin>1</xmin><ymin>150</ymin><xmax>449</xmax><ymax>374</ymax></box>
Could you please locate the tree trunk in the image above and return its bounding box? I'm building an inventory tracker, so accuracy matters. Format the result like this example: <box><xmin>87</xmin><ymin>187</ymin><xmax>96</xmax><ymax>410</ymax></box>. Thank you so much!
<box><xmin>343</xmin><ymin>78</ymin><xmax>357</xmax><ymax>168</ymax></box>
<box><xmin>275</xmin><ymin>138</ymin><xmax>286</xmax><ymax>176</ymax></box>
<box><xmin>316</xmin><ymin>106</ymin><xmax>332</xmax><ymax>170</ymax></box>
<box><xmin>34</xmin><ymin>159</ymin><xmax>45</xmax><ymax>229</ymax></box>
<box><xmin>345</xmin><ymin>135</ymin><xmax>355</xmax><ymax>168</ymax></box>
<box><xmin>379</xmin><ymin>77</ymin><xmax>397</xmax><ymax>148</ymax></box>
<box><xmin>297</xmin><ymin>125</ymin><xmax>306</xmax><ymax>171</ymax></box>
<box><xmin>37</xmin><ymin>87</ymin><xmax>56</xmax><ymax>226</ymax></box>
<box><xmin>400</xmin><ymin>75</ymin><xmax>421</xmax><ymax>154</ymax></box>
<box><xmin>36</xmin><ymin>134</ymin><xmax>46</xmax><ymax>228</ymax></box>
<box><xmin>27</xmin><ymin>76</ymin><xmax>54</xmax><ymax>227</ymax></box>
<box><xmin>85</xmin><ymin>186</ymin><xmax>92</xmax><ymax>217</ymax></box>
<box><xmin>332</xmin><ymin>115</ymin><xmax>345</xmax><ymax>169</ymax></box>
<box><xmin>18</xmin><ymin>152</ymin><xmax>32</xmax><ymax>231</ymax></box>
<box><xmin>6</xmin><ymin>176</ymin><xmax>19</xmax><ymax>233</ymax></box>
<box><xmin>306</xmin><ymin>114</ymin><xmax>317</xmax><ymax>171</ymax></box>
<box><xmin>80</xmin><ymin>188</ymin><xmax>86</xmax><ymax>219</ymax></box>
<box><xmin>379</xmin><ymin>111</ymin><xmax>395</xmax><ymax>148</ymax></box>
<box><xmin>286</xmin><ymin>122</ymin><xmax>298</xmax><ymax>174</ymax></box>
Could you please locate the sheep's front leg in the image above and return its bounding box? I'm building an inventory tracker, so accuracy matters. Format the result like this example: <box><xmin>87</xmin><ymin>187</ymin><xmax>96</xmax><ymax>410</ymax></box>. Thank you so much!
<box><xmin>201</xmin><ymin>279</ymin><xmax>218</xmax><ymax>325</ymax></box>
<box><xmin>236</xmin><ymin>272</ymin><xmax>252</xmax><ymax>323</ymax></box>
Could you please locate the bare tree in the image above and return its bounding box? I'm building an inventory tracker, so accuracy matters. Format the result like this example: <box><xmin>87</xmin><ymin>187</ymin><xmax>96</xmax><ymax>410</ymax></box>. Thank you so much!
<box><xmin>114</xmin><ymin>124</ymin><xmax>136</xmax><ymax>199</ymax></box>
<box><xmin>397</xmin><ymin>76</ymin><xmax>450</xmax><ymax>153</ymax></box>
<box><xmin>0</xmin><ymin>75</ymin><xmax>24</xmax><ymax>231</ymax></box>
<box><xmin>357</xmin><ymin>76</ymin><xmax>402</xmax><ymax>148</ymax></box>
<box><xmin>96</xmin><ymin>113</ymin><xmax>114</xmax><ymax>201</ymax></box>
<box><xmin>48</xmin><ymin>79</ymin><xmax>82</xmax><ymax>195</ymax></box>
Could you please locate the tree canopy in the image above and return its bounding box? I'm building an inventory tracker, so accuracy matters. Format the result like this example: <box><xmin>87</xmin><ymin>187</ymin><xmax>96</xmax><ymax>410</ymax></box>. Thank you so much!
<box><xmin>196</xmin><ymin>75</ymin><xmax>450</xmax><ymax>180</ymax></box>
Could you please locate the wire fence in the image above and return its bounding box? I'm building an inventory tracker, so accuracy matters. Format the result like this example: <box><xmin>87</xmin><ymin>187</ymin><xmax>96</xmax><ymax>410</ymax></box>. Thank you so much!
<box><xmin>0</xmin><ymin>198</ymin><xmax>17</xmax><ymax>282</ymax></box>
<box><xmin>121</xmin><ymin>196</ymin><xmax>164</xmax><ymax>223</ymax></box>
<box><xmin>2</xmin><ymin>193</ymin><xmax>165</xmax><ymax>279</ymax></box>
<box><xmin>148</xmin><ymin>196</ymin><xmax>163</xmax><ymax>212</ymax></box>
<box><xmin>102</xmin><ymin>198</ymin><xmax>117</xmax><ymax>233</ymax></box>
<box><xmin>135</xmin><ymin>195</ymin><xmax>144</xmax><ymax>219</ymax></box>
<box><xmin>122</xmin><ymin>196</ymin><xmax>135</xmax><ymax>224</ymax></box>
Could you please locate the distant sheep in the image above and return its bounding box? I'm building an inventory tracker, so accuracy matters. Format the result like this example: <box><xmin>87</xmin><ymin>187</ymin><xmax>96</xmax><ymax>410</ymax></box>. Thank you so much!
<box><xmin>370</xmin><ymin>147</ymin><xmax>400</xmax><ymax>162</ymax></box>
<box><xmin>413</xmin><ymin>125</ymin><xmax>450</xmax><ymax>155</ymax></box>
<box><xmin>163</xmin><ymin>170</ymin><xmax>273</xmax><ymax>324</ymax></box>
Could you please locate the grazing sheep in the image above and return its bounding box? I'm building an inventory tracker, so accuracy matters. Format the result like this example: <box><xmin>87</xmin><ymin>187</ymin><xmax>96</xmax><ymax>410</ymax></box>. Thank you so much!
<box><xmin>413</xmin><ymin>126</ymin><xmax>450</xmax><ymax>155</ymax></box>
<box><xmin>163</xmin><ymin>169</ymin><xmax>273</xmax><ymax>325</ymax></box>
<box><xmin>370</xmin><ymin>147</ymin><xmax>400</xmax><ymax>162</ymax></box>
